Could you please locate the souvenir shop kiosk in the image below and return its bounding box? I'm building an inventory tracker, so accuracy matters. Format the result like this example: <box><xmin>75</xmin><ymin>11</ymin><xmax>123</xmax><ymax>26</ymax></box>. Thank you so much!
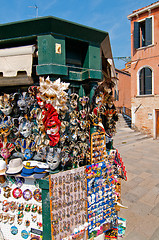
<box><xmin>0</xmin><ymin>16</ymin><xmax>127</xmax><ymax>240</ymax></box>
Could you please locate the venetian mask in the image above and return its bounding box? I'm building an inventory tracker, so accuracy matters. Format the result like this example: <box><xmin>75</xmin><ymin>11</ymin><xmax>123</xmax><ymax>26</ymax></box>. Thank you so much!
<box><xmin>46</xmin><ymin>148</ymin><xmax>61</xmax><ymax>170</ymax></box>
<box><xmin>0</xmin><ymin>116</ymin><xmax>12</xmax><ymax>137</ymax></box>
<box><xmin>19</xmin><ymin>120</ymin><xmax>32</xmax><ymax>138</ymax></box>
<box><xmin>36</xmin><ymin>93</ymin><xmax>44</xmax><ymax>108</ymax></box>
<box><xmin>70</xmin><ymin>93</ymin><xmax>79</xmax><ymax>109</ymax></box>
<box><xmin>39</xmin><ymin>77</ymin><xmax>70</xmax><ymax>112</ymax></box>
<box><xmin>79</xmin><ymin>96</ymin><xmax>89</xmax><ymax>107</ymax></box>
<box><xmin>17</xmin><ymin>92</ymin><xmax>29</xmax><ymax>112</ymax></box>
<box><xmin>24</xmin><ymin>149</ymin><xmax>33</xmax><ymax>160</ymax></box>
<box><xmin>1</xmin><ymin>148</ymin><xmax>11</xmax><ymax>159</ymax></box>
<box><xmin>0</xmin><ymin>94</ymin><xmax>12</xmax><ymax>116</ymax></box>
<box><xmin>46</xmin><ymin>118</ymin><xmax>60</xmax><ymax>135</ymax></box>
<box><xmin>43</xmin><ymin>104</ymin><xmax>61</xmax><ymax>146</ymax></box>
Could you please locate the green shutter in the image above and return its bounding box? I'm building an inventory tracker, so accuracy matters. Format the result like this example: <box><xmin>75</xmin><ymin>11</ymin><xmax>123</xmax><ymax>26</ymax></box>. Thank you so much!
<box><xmin>134</xmin><ymin>22</ymin><xmax>140</xmax><ymax>49</ymax></box>
<box><xmin>139</xmin><ymin>68</ymin><xmax>144</xmax><ymax>95</ymax></box>
<box><xmin>145</xmin><ymin>67</ymin><xmax>152</xmax><ymax>94</ymax></box>
<box><xmin>145</xmin><ymin>18</ymin><xmax>152</xmax><ymax>46</ymax></box>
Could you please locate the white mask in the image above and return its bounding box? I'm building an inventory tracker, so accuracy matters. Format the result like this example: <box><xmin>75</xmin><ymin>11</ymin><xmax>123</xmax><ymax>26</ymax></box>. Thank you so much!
<box><xmin>46</xmin><ymin>148</ymin><xmax>61</xmax><ymax>170</ymax></box>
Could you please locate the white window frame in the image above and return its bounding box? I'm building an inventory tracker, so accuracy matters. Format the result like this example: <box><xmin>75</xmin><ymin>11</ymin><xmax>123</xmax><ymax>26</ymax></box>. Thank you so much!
<box><xmin>137</xmin><ymin>15</ymin><xmax>154</xmax><ymax>49</ymax></box>
<box><xmin>137</xmin><ymin>65</ymin><xmax>154</xmax><ymax>96</ymax></box>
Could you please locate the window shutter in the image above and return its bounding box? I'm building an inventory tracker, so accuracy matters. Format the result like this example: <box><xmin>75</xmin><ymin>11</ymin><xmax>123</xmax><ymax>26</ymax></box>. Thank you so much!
<box><xmin>139</xmin><ymin>68</ymin><xmax>144</xmax><ymax>95</ymax></box>
<box><xmin>117</xmin><ymin>90</ymin><xmax>119</xmax><ymax>101</ymax></box>
<box><xmin>134</xmin><ymin>22</ymin><xmax>140</xmax><ymax>49</ymax></box>
<box><xmin>145</xmin><ymin>67</ymin><xmax>152</xmax><ymax>94</ymax></box>
<box><xmin>145</xmin><ymin>18</ymin><xmax>152</xmax><ymax>46</ymax></box>
<box><xmin>114</xmin><ymin>90</ymin><xmax>116</xmax><ymax>100</ymax></box>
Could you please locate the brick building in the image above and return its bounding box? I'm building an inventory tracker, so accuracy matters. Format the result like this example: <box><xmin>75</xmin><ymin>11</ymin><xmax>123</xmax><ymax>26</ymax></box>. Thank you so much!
<box><xmin>128</xmin><ymin>1</ymin><xmax>159</xmax><ymax>138</ymax></box>
<box><xmin>114</xmin><ymin>64</ymin><xmax>131</xmax><ymax>113</ymax></box>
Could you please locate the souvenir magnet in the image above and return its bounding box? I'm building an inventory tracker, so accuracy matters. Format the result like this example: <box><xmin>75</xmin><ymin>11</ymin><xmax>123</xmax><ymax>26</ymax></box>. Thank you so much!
<box><xmin>11</xmin><ymin>226</ymin><xmax>18</xmax><ymax>235</ymax></box>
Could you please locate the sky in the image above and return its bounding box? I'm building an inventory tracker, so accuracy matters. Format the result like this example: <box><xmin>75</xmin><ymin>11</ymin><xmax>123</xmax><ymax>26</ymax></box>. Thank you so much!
<box><xmin>0</xmin><ymin>0</ymin><xmax>156</xmax><ymax>69</ymax></box>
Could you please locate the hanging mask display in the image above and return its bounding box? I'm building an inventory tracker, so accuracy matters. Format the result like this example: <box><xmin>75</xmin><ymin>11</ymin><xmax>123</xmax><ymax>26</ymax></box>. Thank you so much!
<box><xmin>38</xmin><ymin>77</ymin><xmax>70</xmax><ymax>113</ymax></box>
<box><xmin>46</xmin><ymin>147</ymin><xmax>61</xmax><ymax>170</ymax></box>
<box><xmin>0</xmin><ymin>94</ymin><xmax>13</xmax><ymax>116</ymax></box>
<box><xmin>79</xmin><ymin>96</ymin><xmax>89</xmax><ymax>107</ymax></box>
<box><xmin>70</xmin><ymin>93</ymin><xmax>79</xmax><ymax>109</ymax></box>
<box><xmin>17</xmin><ymin>92</ymin><xmax>29</xmax><ymax>113</ymax></box>
<box><xmin>42</xmin><ymin>104</ymin><xmax>61</xmax><ymax>147</ymax></box>
<box><xmin>0</xmin><ymin>116</ymin><xmax>12</xmax><ymax>138</ymax></box>
<box><xmin>1</xmin><ymin>143</ymin><xmax>15</xmax><ymax>160</ymax></box>
<box><xmin>19</xmin><ymin>118</ymin><xmax>32</xmax><ymax>138</ymax></box>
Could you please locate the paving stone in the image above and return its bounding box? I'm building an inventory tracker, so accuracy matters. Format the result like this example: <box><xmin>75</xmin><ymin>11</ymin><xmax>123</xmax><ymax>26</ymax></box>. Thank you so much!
<box><xmin>124</xmin><ymin>231</ymin><xmax>147</xmax><ymax>240</ymax></box>
<box><xmin>128</xmin><ymin>185</ymin><xmax>148</xmax><ymax>198</ymax></box>
<box><xmin>149</xmin><ymin>226</ymin><xmax>159</xmax><ymax>240</ymax></box>
<box><xmin>126</xmin><ymin>172</ymin><xmax>138</xmax><ymax>181</ymax></box>
<box><xmin>155</xmin><ymin>183</ymin><xmax>159</xmax><ymax>188</ymax></box>
<box><xmin>124</xmin><ymin>192</ymin><xmax>139</xmax><ymax>203</ymax></box>
<box><xmin>135</xmin><ymin>214</ymin><xmax>159</xmax><ymax>239</ymax></box>
<box><xmin>125</xmin><ymin>176</ymin><xmax>144</xmax><ymax>190</ymax></box>
<box><xmin>139</xmin><ymin>172</ymin><xmax>152</xmax><ymax>179</ymax></box>
<box><xmin>140</xmin><ymin>187</ymin><xmax>159</xmax><ymax>207</ymax></box>
<box><xmin>128</xmin><ymin>167</ymin><xmax>144</xmax><ymax>175</ymax></box>
<box><xmin>113</xmin><ymin>115</ymin><xmax>159</xmax><ymax>239</ymax></box>
<box><xmin>130</xmin><ymin>200</ymin><xmax>151</xmax><ymax>216</ymax></box>
<box><xmin>139</xmin><ymin>178</ymin><xmax>159</xmax><ymax>190</ymax></box>
<box><xmin>118</xmin><ymin>210</ymin><xmax>143</xmax><ymax>237</ymax></box>
<box><xmin>151</xmin><ymin>202</ymin><xmax>159</xmax><ymax>217</ymax></box>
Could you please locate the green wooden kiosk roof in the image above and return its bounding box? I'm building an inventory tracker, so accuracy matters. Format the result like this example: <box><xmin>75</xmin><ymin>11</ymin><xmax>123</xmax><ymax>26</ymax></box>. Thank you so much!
<box><xmin>0</xmin><ymin>16</ymin><xmax>108</xmax><ymax>46</ymax></box>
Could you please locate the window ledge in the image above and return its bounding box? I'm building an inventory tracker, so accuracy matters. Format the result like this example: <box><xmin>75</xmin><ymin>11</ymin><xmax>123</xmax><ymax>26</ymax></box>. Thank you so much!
<box><xmin>136</xmin><ymin>44</ymin><xmax>154</xmax><ymax>51</ymax></box>
<box><xmin>136</xmin><ymin>94</ymin><xmax>154</xmax><ymax>98</ymax></box>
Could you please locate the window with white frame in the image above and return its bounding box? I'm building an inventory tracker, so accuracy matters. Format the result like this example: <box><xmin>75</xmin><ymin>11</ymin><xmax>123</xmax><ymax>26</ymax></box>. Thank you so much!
<box><xmin>139</xmin><ymin>67</ymin><xmax>152</xmax><ymax>95</ymax></box>
<box><xmin>134</xmin><ymin>17</ymin><xmax>152</xmax><ymax>49</ymax></box>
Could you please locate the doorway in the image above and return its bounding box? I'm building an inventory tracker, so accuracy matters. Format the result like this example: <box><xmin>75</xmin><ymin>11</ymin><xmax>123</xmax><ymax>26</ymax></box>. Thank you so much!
<box><xmin>156</xmin><ymin>110</ymin><xmax>159</xmax><ymax>138</ymax></box>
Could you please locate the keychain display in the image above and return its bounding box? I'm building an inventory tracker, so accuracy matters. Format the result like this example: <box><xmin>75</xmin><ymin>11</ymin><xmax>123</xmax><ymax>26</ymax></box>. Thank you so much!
<box><xmin>49</xmin><ymin>167</ymin><xmax>87</xmax><ymax>240</ymax></box>
<box><xmin>91</xmin><ymin>132</ymin><xmax>107</xmax><ymax>164</ymax></box>
<box><xmin>86</xmin><ymin>161</ymin><xmax>117</xmax><ymax>238</ymax></box>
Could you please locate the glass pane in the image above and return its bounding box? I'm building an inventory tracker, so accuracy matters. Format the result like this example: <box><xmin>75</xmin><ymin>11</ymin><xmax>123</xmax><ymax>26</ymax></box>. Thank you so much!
<box><xmin>139</xmin><ymin>68</ymin><xmax>144</xmax><ymax>95</ymax></box>
<box><xmin>145</xmin><ymin>67</ymin><xmax>152</xmax><ymax>94</ymax></box>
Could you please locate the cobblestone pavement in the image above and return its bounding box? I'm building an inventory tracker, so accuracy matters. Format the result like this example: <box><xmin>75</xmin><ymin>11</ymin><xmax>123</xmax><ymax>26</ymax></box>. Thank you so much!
<box><xmin>113</xmin><ymin>114</ymin><xmax>159</xmax><ymax>240</ymax></box>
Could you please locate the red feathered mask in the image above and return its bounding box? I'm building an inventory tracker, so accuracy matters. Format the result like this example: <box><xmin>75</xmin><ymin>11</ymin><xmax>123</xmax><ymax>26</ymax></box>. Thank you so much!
<box><xmin>43</xmin><ymin>104</ymin><xmax>61</xmax><ymax>146</ymax></box>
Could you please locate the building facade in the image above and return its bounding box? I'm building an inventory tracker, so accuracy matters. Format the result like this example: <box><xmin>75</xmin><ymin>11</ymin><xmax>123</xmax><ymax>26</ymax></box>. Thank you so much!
<box><xmin>128</xmin><ymin>1</ymin><xmax>159</xmax><ymax>138</ymax></box>
<box><xmin>113</xmin><ymin>66</ymin><xmax>131</xmax><ymax>114</ymax></box>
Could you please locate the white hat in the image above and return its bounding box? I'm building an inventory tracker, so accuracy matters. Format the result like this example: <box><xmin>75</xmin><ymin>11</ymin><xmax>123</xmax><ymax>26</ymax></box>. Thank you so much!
<box><xmin>6</xmin><ymin>158</ymin><xmax>23</xmax><ymax>175</ymax></box>
<box><xmin>0</xmin><ymin>159</ymin><xmax>6</xmax><ymax>175</ymax></box>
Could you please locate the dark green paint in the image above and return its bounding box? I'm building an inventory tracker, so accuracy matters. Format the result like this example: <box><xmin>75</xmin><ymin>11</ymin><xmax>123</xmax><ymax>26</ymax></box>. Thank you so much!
<box><xmin>38</xmin><ymin>35</ymin><xmax>65</xmax><ymax>65</ymax></box>
<box><xmin>39</xmin><ymin>178</ymin><xmax>51</xmax><ymax>240</ymax></box>
<box><xmin>83</xmin><ymin>45</ymin><xmax>101</xmax><ymax>70</ymax></box>
<box><xmin>37</xmin><ymin>64</ymin><xmax>68</xmax><ymax>76</ymax></box>
<box><xmin>68</xmin><ymin>71</ymin><xmax>81</xmax><ymax>81</ymax></box>
<box><xmin>78</xmin><ymin>85</ymin><xmax>85</xmax><ymax>110</ymax></box>
<box><xmin>0</xmin><ymin>16</ymin><xmax>108</xmax><ymax>46</ymax></box>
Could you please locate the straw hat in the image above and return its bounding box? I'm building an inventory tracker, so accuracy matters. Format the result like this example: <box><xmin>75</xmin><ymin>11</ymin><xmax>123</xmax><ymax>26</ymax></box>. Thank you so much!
<box><xmin>0</xmin><ymin>159</ymin><xmax>6</xmax><ymax>175</ymax></box>
<box><xmin>6</xmin><ymin>158</ymin><xmax>23</xmax><ymax>175</ymax></box>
